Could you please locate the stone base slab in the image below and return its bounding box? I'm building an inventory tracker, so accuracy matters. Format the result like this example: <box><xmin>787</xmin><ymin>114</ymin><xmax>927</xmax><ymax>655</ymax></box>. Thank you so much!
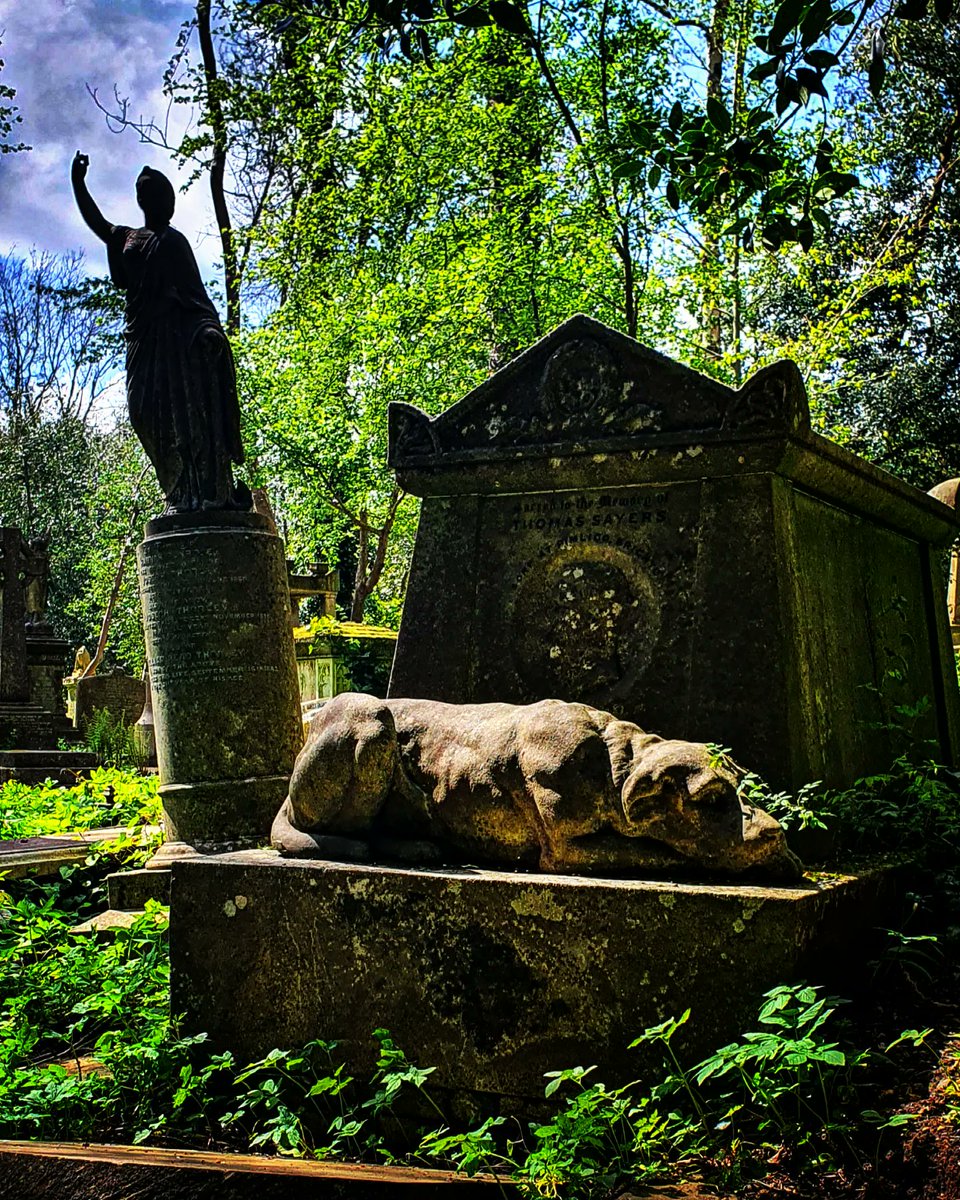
<box><xmin>159</xmin><ymin>774</ymin><xmax>291</xmax><ymax>848</ymax></box>
<box><xmin>0</xmin><ymin>704</ymin><xmax>55</xmax><ymax>751</ymax></box>
<box><xmin>0</xmin><ymin>749</ymin><xmax>99</xmax><ymax>786</ymax></box>
<box><xmin>170</xmin><ymin>852</ymin><xmax>902</xmax><ymax>1113</ymax></box>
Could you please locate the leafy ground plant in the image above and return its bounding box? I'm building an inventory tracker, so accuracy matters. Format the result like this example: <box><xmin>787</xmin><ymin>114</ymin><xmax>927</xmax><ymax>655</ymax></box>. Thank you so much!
<box><xmin>83</xmin><ymin>707</ymin><xmax>146</xmax><ymax>771</ymax></box>
<box><xmin>0</xmin><ymin>862</ymin><xmax>895</xmax><ymax>1191</ymax></box>
<box><xmin>0</xmin><ymin>767</ymin><xmax>160</xmax><ymax>841</ymax></box>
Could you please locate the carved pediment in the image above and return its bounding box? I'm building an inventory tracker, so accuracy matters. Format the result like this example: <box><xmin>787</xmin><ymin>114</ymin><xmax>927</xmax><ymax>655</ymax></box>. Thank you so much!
<box><xmin>389</xmin><ymin>315</ymin><xmax>809</xmax><ymax>469</ymax></box>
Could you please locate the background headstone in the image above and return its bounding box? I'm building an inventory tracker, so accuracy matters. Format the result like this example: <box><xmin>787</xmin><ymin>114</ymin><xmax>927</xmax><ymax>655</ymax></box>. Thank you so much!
<box><xmin>388</xmin><ymin>315</ymin><xmax>960</xmax><ymax>791</ymax></box>
<box><xmin>74</xmin><ymin>673</ymin><xmax>147</xmax><ymax>733</ymax></box>
<box><xmin>0</xmin><ymin>528</ymin><xmax>54</xmax><ymax>748</ymax></box>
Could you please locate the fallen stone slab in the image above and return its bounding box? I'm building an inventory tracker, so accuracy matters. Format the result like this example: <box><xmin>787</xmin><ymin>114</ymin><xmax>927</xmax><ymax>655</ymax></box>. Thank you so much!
<box><xmin>0</xmin><ymin>826</ymin><xmax>141</xmax><ymax>880</ymax></box>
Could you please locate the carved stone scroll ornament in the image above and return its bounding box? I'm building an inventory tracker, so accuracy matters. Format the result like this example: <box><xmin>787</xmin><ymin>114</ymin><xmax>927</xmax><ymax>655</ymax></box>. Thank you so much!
<box><xmin>271</xmin><ymin>693</ymin><xmax>804</xmax><ymax>881</ymax></box>
<box><xmin>723</xmin><ymin>359</ymin><xmax>811</xmax><ymax>436</ymax></box>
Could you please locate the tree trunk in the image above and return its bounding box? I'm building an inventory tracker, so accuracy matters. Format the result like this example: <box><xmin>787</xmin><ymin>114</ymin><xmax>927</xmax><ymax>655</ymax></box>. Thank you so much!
<box><xmin>701</xmin><ymin>0</ymin><xmax>731</xmax><ymax>363</ymax></box>
<box><xmin>197</xmin><ymin>0</ymin><xmax>240</xmax><ymax>334</ymax></box>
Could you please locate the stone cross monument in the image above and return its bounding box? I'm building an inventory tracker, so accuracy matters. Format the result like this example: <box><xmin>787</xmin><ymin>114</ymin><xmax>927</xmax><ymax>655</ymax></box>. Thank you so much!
<box><xmin>0</xmin><ymin>527</ymin><xmax>55</xmax><ymax>748</ymax></box>
<box><xmin>0</xmin><ymin>528</ymin><xmax>29</xmax><ymax>704</ymax></box>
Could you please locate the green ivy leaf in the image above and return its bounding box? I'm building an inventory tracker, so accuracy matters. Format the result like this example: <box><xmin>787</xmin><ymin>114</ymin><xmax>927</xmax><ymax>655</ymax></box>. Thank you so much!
<box><xmin>611</xmin><ymin>159</ymin><xmax>647</xmax><ymax>181</ymax></box>
<box><xmin>770</xmin><ymin>0</ymin><xmax>807</xmax><ymax>46</ymax></box>
<box><xmin>706</xmin><ymin>96</ymin><xmax>732</xmax><ymax>133</ymax></box>
<box><xmin>804</xmin><ymin>48</ymin><xmax>839</xmax><ymax>68</ymax></box>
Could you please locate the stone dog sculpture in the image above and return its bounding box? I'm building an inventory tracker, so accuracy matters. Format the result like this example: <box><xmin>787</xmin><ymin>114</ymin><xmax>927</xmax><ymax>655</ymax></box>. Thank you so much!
<box><xmin>271</xmin><ymin>694</ymin><xmax>803</xmax><ymax>880</ymax></box>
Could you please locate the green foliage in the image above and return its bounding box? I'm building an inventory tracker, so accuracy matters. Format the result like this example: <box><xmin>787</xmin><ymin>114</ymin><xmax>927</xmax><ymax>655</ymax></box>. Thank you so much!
<box><xmin>0</xmin><ymin>847</ymin><xmax>939</xmax><ymax>1196</ymax></box>
<box><xmin>253</xmin><ymin>0</ymin><xmax>956</xmax><ymax>261</ymax></box>
<box><xmin>0</xmin><ymin>768</ymin><xmax>160</xmax><ymax>843</ymax></box>
<box><xmin>0</xmin><ymin>888</ymin><xmax>172</xmax><ymax>1142</ymax></box>
<box><xmin>422</xmin><ymin>983</ymin><xmax>896</xmax><ymax>1194</ymax></box>
<box><xmin>710</xmin><ymin>714</ymin><xmax>960</xmax><ymax>866</ymax></box>
<box><xmin>820</xmin><ymin>753</ymin><xmax>960</xmax><ymax>862</ymax></box>
<box><xmin>691</xmin><ymin>985</ymin><xmax>866</xmax><ymax>1152</ymax></box>
<box><xmin>83</xmin><ymin>708</ymin><xmax>145</xmax><ymax>772</ymax></box>
<box><xmin>707</xmin><ymin>743</ymin><xmax>830</xmax><ymax>835</ymax></box>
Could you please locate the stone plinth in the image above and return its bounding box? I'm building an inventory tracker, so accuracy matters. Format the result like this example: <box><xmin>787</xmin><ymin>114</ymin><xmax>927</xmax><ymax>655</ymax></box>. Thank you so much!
<box><xmin>137</xmin><ymin>512</ymin><xmax>303</xmax><ymax>852</ymax></box>
<box><xmin>0</xmin><ymin>704</ymin><xmax>55</xmax><ymax>751</ymax></box>
<box><xmin>170</xmin><ymin>852</ymin><xmax>902</xmax><ymax>1114</ymax></box>
<box><xmin>388</xmin><ymin>316</ymin><xmax>960</xmax><ymax>791</ymax></box>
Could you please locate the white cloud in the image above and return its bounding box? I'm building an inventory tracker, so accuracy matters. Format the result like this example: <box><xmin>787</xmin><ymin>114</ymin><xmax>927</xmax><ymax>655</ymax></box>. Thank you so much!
<box><xmin>0</xmin><ymin>0</ymin><xmax>224</xmax><ymax>288</ymax></box>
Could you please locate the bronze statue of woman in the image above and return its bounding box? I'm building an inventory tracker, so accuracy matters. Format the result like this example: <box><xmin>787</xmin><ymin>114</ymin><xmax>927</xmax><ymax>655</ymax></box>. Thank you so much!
<box><xmin>71</xmin><ymin>152</ymin><xmax>246</xmax><ymax>514</ymax></box>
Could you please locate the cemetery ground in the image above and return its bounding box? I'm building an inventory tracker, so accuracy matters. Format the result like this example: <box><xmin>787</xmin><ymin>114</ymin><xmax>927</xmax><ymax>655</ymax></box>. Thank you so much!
<box><xmin>2</xmin><ymin>752</ymin><xmax>960</xmax><ymax>1199</ymax></box>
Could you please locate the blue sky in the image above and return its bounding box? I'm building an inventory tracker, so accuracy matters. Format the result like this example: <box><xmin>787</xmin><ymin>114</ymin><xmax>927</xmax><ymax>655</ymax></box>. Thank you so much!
<box><xmin>0</xmin><ymin>0</ymin><xmax>223</xmax><ymax>279</ymax></box>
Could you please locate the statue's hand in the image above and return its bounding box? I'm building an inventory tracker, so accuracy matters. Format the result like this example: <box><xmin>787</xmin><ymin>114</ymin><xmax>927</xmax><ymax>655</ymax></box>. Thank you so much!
<box><xmin>71</xmin><ymin>151</ymin><xmax>89</xmax><ymax>183</ymax></box>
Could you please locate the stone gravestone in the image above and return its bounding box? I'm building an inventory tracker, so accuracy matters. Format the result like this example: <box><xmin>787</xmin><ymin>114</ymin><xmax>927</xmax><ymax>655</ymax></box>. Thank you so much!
<box><xmin>21</xmin><ymin>536</ymin><xmax>74</xmax><ymax>739</ymax></box>
<box><xmin>388</xmin><ymin>315</ymin><xmax>960</xmax><ymax>791</ymax></box>
<box><xmin>0</xmin><ymin>528</ymin><xmax>54</xmax><ymax>749</ymax></box>
<box><xmin>74</xmin><ymin>673</ymin><xmax>147</xmax><ymax>733</ymax></box>
<box><xmin>0</xmin><ymin>528</ymin><xmax>29</xmax><ymax>706</ymax></box>
<box><xmin>170</xmin><ymin>319</ymin><xmax>917</xmax><ymax>1115</ymax></box>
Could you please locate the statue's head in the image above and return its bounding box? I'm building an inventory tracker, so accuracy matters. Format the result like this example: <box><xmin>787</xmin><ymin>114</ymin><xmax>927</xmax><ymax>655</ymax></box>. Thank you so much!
<box><xmin>136</xmin><ymin>166</ymin><xmax>175</xmax><ymax>226</ymax></box>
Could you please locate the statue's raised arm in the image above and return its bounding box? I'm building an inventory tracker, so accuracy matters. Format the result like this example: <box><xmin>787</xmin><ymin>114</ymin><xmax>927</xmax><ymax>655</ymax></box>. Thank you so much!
<box><xmin>70</xmin><ymin>152</ymin><xmax>112</xmax><ymax>243</ymax></box>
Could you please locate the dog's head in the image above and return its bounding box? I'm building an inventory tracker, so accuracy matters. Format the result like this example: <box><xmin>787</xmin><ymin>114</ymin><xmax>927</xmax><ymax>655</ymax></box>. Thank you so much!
<box><xmin>621</xmin><ymin>740</ymin><xmax>802</xmax><ymax>879</ymax></box>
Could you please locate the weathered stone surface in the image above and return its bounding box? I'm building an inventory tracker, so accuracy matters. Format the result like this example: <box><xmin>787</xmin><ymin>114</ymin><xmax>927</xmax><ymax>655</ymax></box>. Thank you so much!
<box><xmin>272</xmin><ymin>693</ymin><xmax>801</xmax><ymax>880</ymax></box>
<box><xmin>295</xmin><ymin>626</ymin><xmax>397</xmax><ymax>706</ymax></box>
<box><xmin>0</xmin><ymin>705</ymin><xmax>54</xmax><ymax>751</ymax></box>
<box><xmin>0</xmin><ymin>749</ymin><xmax>98</xmax><ymax>785</ymax></box>
<box><xmin>137</xmin><ymin>510</ymin><xmax>303</xmax><ymax>849</ymax></box>
<box><xmin>169</xmin><ymin>852</ymin><xmax>903</xmax><ymax>1111</ymax></box>
<box><xmin>0</xmin><ymin>528</ymin><xmax>61</xmax><ymax>747</ymax></box>
<box><xmin>0</xmin><ymin>528</ymin><xmax>30</xmax><ymax>705</ymax></box>
<box><xmin>107</xmin><ymin>867</ymin><xmax>171</xmax><ymax>909</ymax></box>
<box><xmin>74</xmin><ymin>673</ymin><xmax>146</xmax><ymax>732</ymax></box>
<box><xmin>389</xmin><ymin>316</ymin><xmax>960</xmax><ymax>790</ymax></box>
<box><xmin>25</xmin><ymin>633</ymin><xmax>71</xmax><ymax>724</ymax></box>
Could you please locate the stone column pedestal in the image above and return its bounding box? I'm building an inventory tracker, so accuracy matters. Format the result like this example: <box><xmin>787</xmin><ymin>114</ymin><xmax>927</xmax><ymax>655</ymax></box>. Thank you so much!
<box><xmin>137</xmin><ymin>511</ymin><xmax>303</xmax><ymax>859</ymax></box>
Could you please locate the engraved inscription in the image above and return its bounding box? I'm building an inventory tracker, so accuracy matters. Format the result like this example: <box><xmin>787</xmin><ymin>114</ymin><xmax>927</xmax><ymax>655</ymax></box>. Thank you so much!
<box><xmin>490</xmin><ymin>487</ymin><xmax>692</xmax><ymax>707</ymax></box>
<box><xmin>140</xmin><ymin>542</ymin><xmax>289</xmax><ymax>694</ymax></box>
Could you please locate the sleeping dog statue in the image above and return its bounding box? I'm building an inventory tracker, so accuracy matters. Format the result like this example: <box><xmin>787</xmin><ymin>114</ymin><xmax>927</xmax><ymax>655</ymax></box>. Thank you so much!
<box><xmin>271</xmin><ymin>693</ymin><xmax>803</xmax><ymax>881</ymax></box>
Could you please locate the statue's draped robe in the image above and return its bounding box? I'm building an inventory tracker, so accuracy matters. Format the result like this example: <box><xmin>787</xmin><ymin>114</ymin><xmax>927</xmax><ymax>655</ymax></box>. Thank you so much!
<box><xmin>108</xmin><ymin>223</ymin><xmax>243</xmax><ymax>511</ymax></box>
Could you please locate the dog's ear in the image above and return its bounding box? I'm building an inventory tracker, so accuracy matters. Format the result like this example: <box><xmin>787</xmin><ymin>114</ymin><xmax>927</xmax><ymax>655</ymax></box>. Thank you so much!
<box><xmin>621</xmin><ymin>761</ymin><xmax>680</xmax><ymax>826</ymax></box>
<box><xmin>605</xmin><ymin>723</ymin><xmax>664</xmax><ymax>791</ymax></box>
